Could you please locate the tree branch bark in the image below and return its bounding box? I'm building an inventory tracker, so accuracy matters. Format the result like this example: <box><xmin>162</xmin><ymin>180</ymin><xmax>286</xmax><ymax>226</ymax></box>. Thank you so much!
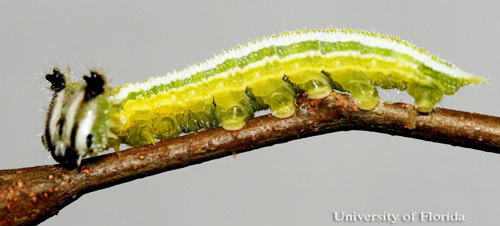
<box><xmin>1</xmin><ymin>92</ymin><xmax>499</xmax><ymax>226</ymax></box>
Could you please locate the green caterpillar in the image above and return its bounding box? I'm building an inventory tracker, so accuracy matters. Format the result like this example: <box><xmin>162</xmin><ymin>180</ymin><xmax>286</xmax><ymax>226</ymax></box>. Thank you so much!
<box><xmin>42</xmin><ymin>28</ymin><xmax>486</xmax><ymax>166</ymax></box>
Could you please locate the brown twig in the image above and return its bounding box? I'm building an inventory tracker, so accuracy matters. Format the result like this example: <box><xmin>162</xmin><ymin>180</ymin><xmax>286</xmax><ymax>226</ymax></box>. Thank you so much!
<box><xmin>1</xmin><ymin>92</ymin><xmax>499</xmax><ymax>226</ymax></box>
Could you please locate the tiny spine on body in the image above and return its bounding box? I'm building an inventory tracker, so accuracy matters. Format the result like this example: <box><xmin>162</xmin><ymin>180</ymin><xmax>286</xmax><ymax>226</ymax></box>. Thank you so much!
<box><xmin>42</xmin><ymin>28</ymin><xmax>486</xmax><ymax>166</ymax></box>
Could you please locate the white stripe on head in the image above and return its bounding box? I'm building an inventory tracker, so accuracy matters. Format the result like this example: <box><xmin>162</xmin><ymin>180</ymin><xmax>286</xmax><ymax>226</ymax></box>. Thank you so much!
<box><xmin>63</xmin><ymin>91</ymin><xmax>85</xmax><ymax>143</ymax></box>
<box><xmin>75</xmin><ymin>103</ymin><xmax>97</xmax><ymax>155</ymax></box>
<box><xmin>48</xmin><ymin>90</ymin><xmax>65</xmax><ymax>143</ymax></box>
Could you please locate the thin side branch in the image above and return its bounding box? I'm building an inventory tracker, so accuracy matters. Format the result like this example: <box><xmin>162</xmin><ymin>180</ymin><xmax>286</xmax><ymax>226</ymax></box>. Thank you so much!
<box><xmin>1</xmin><ymin>92</ymin><xmax>499</xmax><ymax>226</ymax></box>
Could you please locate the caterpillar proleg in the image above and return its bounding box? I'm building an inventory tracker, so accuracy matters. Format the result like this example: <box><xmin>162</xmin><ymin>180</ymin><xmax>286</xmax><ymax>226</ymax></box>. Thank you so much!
<box><xmin>41</xmin><ymin>28</ymin><xmax>486</xmax><ymax>166</ymax></box>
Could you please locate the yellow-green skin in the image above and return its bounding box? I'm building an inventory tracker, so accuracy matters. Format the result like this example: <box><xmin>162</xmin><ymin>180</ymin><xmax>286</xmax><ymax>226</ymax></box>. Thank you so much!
<box><xmin>105</xmin><ymin>29</ymin><xmax>485</xmax><ymax>148</ymax></box>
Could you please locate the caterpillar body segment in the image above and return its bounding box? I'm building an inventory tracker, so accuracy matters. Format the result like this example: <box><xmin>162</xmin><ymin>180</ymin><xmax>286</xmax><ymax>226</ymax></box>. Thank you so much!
<box><xmin>287</xmin><ymin>71</ymin><xmax>332</xmax><ymax>99</ymax></box>
<box><xmin>42</xmin><ymin>29</ymin><xmax>486</xmax><ymax>166</ymax></box>
<box><xmin>249</xmin><ymin>79</ymin><xmax>297</xmax><ymax>118</ymax></box>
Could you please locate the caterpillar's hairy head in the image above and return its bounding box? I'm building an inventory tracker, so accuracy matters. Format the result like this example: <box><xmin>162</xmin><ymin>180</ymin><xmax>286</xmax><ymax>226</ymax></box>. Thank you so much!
<box><xmin>42</xmin><ymin>67</ymin><xmax>112</xmax><ymax>167</ymax></box>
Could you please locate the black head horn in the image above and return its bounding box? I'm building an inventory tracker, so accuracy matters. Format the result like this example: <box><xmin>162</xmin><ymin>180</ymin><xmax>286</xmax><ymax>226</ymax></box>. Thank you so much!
<box><xmin>83</xmin><ymin>71</ymin><xmax>106</xmax><ymax>100</ymax></box>
<box><xmin>45</xmin><ymin>68</ymin><xmax>66</xmax><ymax>92</ymax></box>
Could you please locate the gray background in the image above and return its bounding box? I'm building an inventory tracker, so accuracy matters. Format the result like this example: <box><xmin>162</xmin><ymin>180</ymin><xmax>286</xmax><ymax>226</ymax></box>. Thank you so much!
<box><xmin>1</xmin><ymin>0</ymin><xmax>499</xmax><ymax>225</ymax></box>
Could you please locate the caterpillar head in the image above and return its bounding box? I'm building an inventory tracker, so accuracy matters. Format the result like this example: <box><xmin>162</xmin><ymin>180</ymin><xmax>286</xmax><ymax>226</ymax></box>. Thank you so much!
<box><xmin>42</xmin><ymin>67</ymin><xmax>112</xmax><ymax>167</ymax></box>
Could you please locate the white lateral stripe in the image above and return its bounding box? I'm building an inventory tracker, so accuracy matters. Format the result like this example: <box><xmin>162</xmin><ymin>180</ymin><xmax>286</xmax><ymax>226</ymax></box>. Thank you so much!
<box><xmin>111</xmin><ymin>30</ymin><xmax>471</xmax><ymax>103</ymax></box>
<box><xmin>111</xmin><ymin>50</ymin><xmax>417</xmax><ymax>103</ymax></box>
<box><xmin>148</xmin><ymin>51</ymin><xmax>413</xmax><ymax>98</ymax></box>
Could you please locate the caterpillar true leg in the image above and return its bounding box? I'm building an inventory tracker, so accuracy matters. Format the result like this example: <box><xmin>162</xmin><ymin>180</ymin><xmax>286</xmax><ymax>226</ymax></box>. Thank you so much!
<box><xmin>124</xmin><ymin>120</ymin><xmax>155</xmax><ymax>147</ymax></box>
<box><xmin>154</xmin><ymin>116</ymin><xmax>181</xmax><ymax>140</ymax></box>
